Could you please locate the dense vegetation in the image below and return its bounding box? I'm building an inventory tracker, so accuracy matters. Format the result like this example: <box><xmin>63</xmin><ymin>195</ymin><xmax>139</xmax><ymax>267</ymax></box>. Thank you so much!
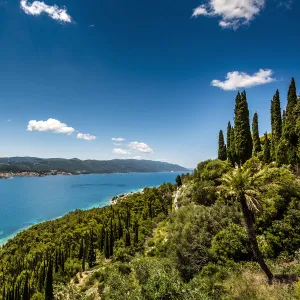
<box><xmin>0</xmin><ymin>157</ymin><xmax>187</xmax><ymax>174</ymax></box>
<box><xmin>1</xmin><ymin>78</ymin><xmax>300</xmax><ymax>299</ymax></box>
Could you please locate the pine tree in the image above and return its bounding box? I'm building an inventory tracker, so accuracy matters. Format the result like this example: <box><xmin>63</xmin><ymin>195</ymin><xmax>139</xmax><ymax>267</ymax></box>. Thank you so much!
<box><xmin>263</xmin><ymin>133</ymin><xmax>271</xmax><ymax>164</ymax></box>
<box><xmin>252</xmin><ymin>112</ymin><xmax>261</xmax><ymax>155</ymax></box>
<box><xmin>218</xmin><ymin>130</ymin><xmax>227</xmax><ymax>160</ymax></box>
<box><xmin>234</xmin><ymin>91</ymin><xmax>253</xmax><ymax>165</ymax></box>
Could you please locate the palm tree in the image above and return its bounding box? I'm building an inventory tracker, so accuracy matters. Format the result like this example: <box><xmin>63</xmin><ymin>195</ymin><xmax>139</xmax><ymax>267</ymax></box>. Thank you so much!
<box><xmin>219</xmin><ymin>167</ymin><xmax>274</xmax><ymax>282</ymax></box>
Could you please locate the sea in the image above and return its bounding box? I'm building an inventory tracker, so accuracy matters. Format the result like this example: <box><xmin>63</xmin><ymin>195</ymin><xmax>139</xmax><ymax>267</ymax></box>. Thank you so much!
<box><xmin>0</xmin><ymin>172</ymin><xmax>181</xmax><ymax>245</ymax></box>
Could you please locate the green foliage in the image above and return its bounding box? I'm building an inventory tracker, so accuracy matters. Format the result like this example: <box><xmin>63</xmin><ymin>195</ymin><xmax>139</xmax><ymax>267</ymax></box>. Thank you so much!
<box><xmin>155</xmin><ymin>203</ymin><xmax>240</xmax><ymax>281</ymax></box>
<box><xmin>263</xmin><ymin>132</ymin><xmax>271</xmax><ymax>164</ymax></box>
<box><xmin>252</xmin><ymin>112</ymin><xmax>262</xmax><ymax>155</ymax></box>
<box><xmin>175</xmin><ymin>175</ymin><xmax>182</xmax><ymax>187</ymax></box>
<box><xmin>218</xmin><ymin>130</ymin><xmax>227</xmax><ymax>161</ymax></box>
<box><xmin>234</xmin><ymin>91</ymin><xmax>253</xmax><ymax>165</ymax></box>
<box><xmin>194</xmin><ymin>159</ymin><xmax>231</xmax><ymax>183</ymax></box>
<box><xmin>271</xmin><ymin>90</ymin><xmax>282</xmax><ymax>159</ymax></box>
<box><xmin>211</xmin><ymin>224</ymin><xmax>251</xmax><ymax>262</ymax></box>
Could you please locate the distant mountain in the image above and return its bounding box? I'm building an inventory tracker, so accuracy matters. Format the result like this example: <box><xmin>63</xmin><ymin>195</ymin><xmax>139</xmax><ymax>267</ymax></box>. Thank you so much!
<box><xmin>0</xmin><ymin>157</ymin><xmax>188</xmax><ymax>174</ymax></box>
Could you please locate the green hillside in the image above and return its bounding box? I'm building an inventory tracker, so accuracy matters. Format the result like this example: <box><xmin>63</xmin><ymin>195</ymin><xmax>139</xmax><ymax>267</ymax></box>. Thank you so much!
<box><xmin>0</xmin><ymin>157</ymin><xmax>188</xmax><ymax>174</ymax></box>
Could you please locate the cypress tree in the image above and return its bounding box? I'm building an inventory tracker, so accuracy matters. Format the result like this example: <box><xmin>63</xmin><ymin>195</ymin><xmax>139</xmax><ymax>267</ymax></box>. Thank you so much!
<box><xmin>88</xmin><ymin>231</ymin><xmax>96</xmax><ymax>268</ymax></box>
<box><xmin>104</xmin><ymin>230</ymin><xmax>110</xmax><ymax>259</ymax></box>
<box><xmin>234</xmin><ymin>91</ymin><xmax>253</xmax><ymax>165</ymax></box>
<box><xmin>78</xmin><ymin>238</ymin><xmax>84</xmax><ymax>260</ymax></box>
<box><xmin>271</xmin><ymin>90</ymin><xmax>282</xmax><ymax>143</ymax></box>
<box><xmin>109</xmin><ymin>219</ymin><xmax>114</xmax><ymax>257</ymax></box>
<box><xmin>271</xmin><ymin>90</ymin><xmax>282</xmax><ymax>161</ymax></box>
<box><xmin>125</xmin><ymin>229</ymin><xmax>131</xmax><ymax>247</ymax></box>
<box><xmin>45</xmin><ymin>261</ymin><xmax>53</xmax><ymax>300</ymax></box>
<box><xmin>23</xmin><ymin>274</ymin><xmax>29</xmax><ymax>300</ymax></box>
<box><xmin>218</xmin><ymin>130</ymin><xmax>227</xmax><ymax>161</ymax></box>
<box><xmin>175</xmin><ymin>175</ymin><xmax>182</xmax><ymax>187</ymax></box>
<box><xmin>263</xmin><ymin>133</ymin><xmax>271</xmax><ymax>164</ymax></box>
<box><xmin>252</xmin><ymin>112</ymin><xmax>261</xmax><ymax>155</ymax></box>
<box><xmin>229</xmin><ymin>126</ymin><xmax>236</xmax><ymax>166</ymax></box>
<box><xmin>226</xmin><ymin>122</ymin><xmax>232</xmax><ymax>163</ymax></box>
<box><xmin>282</xmin><ymin>78</ymin><xmax>298</xmax><ymax>165</ymax></box>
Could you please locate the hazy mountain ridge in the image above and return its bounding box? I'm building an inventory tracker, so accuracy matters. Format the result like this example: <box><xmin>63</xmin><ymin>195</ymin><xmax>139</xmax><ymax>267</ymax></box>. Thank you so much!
<box><xmin>0</xmin><ymin>157</ymin><xmax>188</xmax><ymax>173</ymax></box>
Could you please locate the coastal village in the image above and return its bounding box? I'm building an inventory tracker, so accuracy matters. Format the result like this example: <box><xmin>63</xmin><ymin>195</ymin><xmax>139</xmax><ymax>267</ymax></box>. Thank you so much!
<box><xmin>0</xmin><ymin>170</ymin><xmax>74</xmax><ymax>179</ymax></box>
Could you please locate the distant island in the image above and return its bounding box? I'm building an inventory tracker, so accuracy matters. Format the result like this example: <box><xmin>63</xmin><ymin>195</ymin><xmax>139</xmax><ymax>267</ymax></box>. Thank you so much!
<box><xmin>0</xmin><ymin>157</ymin><xmax>188</xmax><ymax>178</ymax></box>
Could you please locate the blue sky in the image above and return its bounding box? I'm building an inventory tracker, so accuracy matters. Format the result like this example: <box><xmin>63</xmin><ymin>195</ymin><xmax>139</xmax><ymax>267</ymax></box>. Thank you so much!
<box><xmin>0</xmin><ymin>0</ymin><xmax>299</xmax><ymax>168</ymax></box>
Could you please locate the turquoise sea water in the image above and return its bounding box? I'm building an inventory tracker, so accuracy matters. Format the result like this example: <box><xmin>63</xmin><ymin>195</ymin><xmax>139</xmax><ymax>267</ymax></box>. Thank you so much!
<box><xmin>0</xmin><ymin>172</ymin><xmax>181</xmax><ymax>245</ymax></box>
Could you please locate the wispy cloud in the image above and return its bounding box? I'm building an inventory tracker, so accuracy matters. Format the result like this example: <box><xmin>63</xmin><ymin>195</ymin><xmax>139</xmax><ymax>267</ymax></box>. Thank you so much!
<box><xmin>192</xmin><ymin>0</ymin><xmax>265</xmax><ymax>29</ymax></box>
<box><xmin>112</xmin><ymin>137</ymin><xmax>125</xmax><ymax>142</ymax></box>
<box><xmin>277</xmin><ymin>0</ymin><xmax>293</xmax><ymax>9</ymax></box>
<box><xmin>113</xmin><ymin>148</ymin><xmax>131</xmax><ymax>155</ymax></box>
<box><xmin>128</xmin><ymin>142</ymin><xmax>153</xmax><ymax>153</ymax></box>
<box><xmin>27</xmin><ymin>118</ymin><xmax>75</xmax><ymax>134</ymax></box>
<box><xmin>77</xmin><ymin>133</ymin><xmax>96</xmax><ymax>141</ymax></box>
<box><xmin>20</xmin><ymin>0</ymin><xmax>72</xmax><ymax>23</ymax></box>
<box><xmin>211</xmin><ymin>69</ymin><xmax>276</xmax><ymax>91</ymax></box>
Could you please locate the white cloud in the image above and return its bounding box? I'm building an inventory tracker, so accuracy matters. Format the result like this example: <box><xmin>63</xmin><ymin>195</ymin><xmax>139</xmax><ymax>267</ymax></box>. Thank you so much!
<box><xmin>192</xmin><ymin>0</ymin><xmax>265</xmax><ymax>29</ymax></box>
<box><xmin>113</xmin><ymin>148</ymin><xmax>131</xmax><ymax>155</ymax></box>
<box><xmin>128</xmin><ymin>142</ymin><xmax>153</xmax><ymax>153</ymax></box>
<box><xmin>27</xmin><ymin>118</ymin><xmax>75</xmax><ymax>135</ymax></box>
<box><xmin>112</xmin><ymin>137</ymin><xmax>125</xmax><ymax>142</ymax></box>
<box><xmin>77</xmin><ymin>133</ymin><xmax>96</xmax><ymax>141</ymax></box>
<box><xmin>20</xmin><ymin>0</ymin><xmax>72</xmax><ymax>23</ymax></box>
<box><xmin>113</xmin><ymin>143</ymin><xmax>122</xmax><ymax>146</ymax></box>
<box><xmin>211</xmin><ymin>69</ymin><xmax>276</xmax><ymax>91</ymax></box>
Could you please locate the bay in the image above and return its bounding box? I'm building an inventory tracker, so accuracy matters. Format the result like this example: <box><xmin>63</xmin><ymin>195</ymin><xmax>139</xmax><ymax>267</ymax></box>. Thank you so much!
<box><xmin>0</xmin><ymin>172</ymin><xmax>181</xmax><ymax>245</ymax></box>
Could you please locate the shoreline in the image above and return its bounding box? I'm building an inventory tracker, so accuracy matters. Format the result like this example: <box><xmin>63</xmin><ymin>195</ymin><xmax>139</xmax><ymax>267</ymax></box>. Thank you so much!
<box><xmin>0</xmin><ymin>170</ymin><xmax>186</xmax><ymax>179</ymax></box>
<box><xmin>0</xmin><ymin>186</ymin><xmax>156</xmax><ymax>247</ymax></box>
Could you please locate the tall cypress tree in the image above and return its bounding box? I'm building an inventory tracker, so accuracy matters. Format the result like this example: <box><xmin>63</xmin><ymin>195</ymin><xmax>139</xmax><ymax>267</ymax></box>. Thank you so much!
<box><xmin>252</xmin><ymin>112</ymin><xmax>261</xmax><ymax>155</ymax></box>
<box><xmin>226</xmin><ymin>122</ymin><xmax>232</xmax><ymax>162</ymax></box>
<box><xmin>23</xmin><ymin>273</ymin><xmax>30</xmax><ymax>300</ymax></box>
<box><xmin>218</xmin><ymin>130</ymin><xmax>227</xmax><ymax>161</ymax></box>
<box><xmin>263</xmin><ymin>133</ymin><xmax>271</xmax><ymax>164</ymax></box>
<box><xmin>234</xmin><ymin>91</ymin><xmax>253</xmax><ymax>165</ymax></box>
<box><xmin>45</xmin><ymin>261</ymin><xmax>53</xmax><ymax>300</ymax></box>
<box><xmin>229</xmin><ymin>126</ymin><xmax>236</xmax><ymax>166</ymax></box>
<box><xmin>282</xmin><ymin>78</ymin><xmax>298</xmax><ymax>165</ymax></box>
<box><xmin>271</xmin><ymin>90</ymin><xmax>282</xmax><ymax>161</ymax></box>
<box><xmin>271</xmin><ymin>90</ymin><xmax>282</xmax><ymax>143</ymax></box>
<box><xmin>88</xmin><ymin>231</ymin><xmax>96</xmax><ymax>268</ymax></box>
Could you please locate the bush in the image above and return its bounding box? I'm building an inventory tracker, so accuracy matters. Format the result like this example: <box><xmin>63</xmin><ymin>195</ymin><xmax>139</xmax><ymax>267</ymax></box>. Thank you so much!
<box><xmin>211</xmin><ymin>224</ymin><xmax>251</xmax><ymax>262</ymax></box>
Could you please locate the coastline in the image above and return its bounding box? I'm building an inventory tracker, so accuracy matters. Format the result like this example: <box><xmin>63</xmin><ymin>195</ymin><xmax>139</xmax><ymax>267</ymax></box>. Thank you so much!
<box><xmin>0</xmin><ymin>170</ymin><xmax>186</xmax><ymax>179</ymax></box>
<box><xmin>0</xmin><ymin>185</ymin><xmax>157</xmax><ymax>246</ymax></box>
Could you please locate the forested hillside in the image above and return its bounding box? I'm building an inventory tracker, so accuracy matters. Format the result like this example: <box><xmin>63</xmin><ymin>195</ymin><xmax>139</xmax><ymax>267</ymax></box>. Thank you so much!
<box><xmin>1</xmin><ymin>78</ymin><xmax>300</xmax><ymax>299</ymax></box>
<box><xmin>0</xmin><ymin>158</ymin><xmax>187</xmax><ymax>174</ymax></box>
